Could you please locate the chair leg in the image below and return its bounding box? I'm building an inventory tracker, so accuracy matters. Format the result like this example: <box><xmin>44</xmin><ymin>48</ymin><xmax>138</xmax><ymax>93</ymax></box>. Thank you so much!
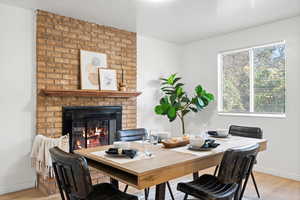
<box><xmin>234</xmin><ymin>181</ymin><xmax>243</xmax><ymax>200</ymax></box>
<box><xmin>239</xmin><ymin>158</ymin><xmax>257</xmax><ymax>200</ymax></box>
<box><xmin>251</xmin><ymin>172</ymin><xmax>261</xmax><ymax>198</ymax></box>
<box><xmin>124</xmin><ymin>184</ymin><xmax>128</xmax><ymax>193</ymax></box>
<box><xmin>239</xmin><ymin>170</ymin><xmax>251</xmax><ymax>200</ymax></box>
<box><xmin>183</xmin><ymin>193</ymin><xmax>188</xmax><ymax>200</ymax></box>
<box><xmin>166</xmin><ymin>181</ymin><xmax>175</xmax><ymax>200</ymax></box>
<box><xmin>144</xmin><ymin>189</ymin><xmax>148</xmax><ymax>200</ymax></box>
<box><xmin>213</xmin><ymin>165</ymin><xmax>219</xmax><ymax>176</ymax></box>
<box><xmin>144</xmin><ymin>188</ymin><xmax>150</xmax><ymax>200</ymax></box>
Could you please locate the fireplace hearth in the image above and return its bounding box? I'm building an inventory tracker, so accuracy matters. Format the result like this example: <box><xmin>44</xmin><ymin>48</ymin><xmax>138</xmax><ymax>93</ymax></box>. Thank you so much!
<box><xmin>62</xmin><ymin>106</ymin><xmax>122</xmax><ymax>152</ymax></box>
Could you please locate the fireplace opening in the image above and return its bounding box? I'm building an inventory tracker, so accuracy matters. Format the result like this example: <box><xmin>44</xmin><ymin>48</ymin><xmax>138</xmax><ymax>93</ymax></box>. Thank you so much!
<box><xmin>62</xmin><ymin>106</ymin><xmax>122</xmax><ymax>152</ymax></box>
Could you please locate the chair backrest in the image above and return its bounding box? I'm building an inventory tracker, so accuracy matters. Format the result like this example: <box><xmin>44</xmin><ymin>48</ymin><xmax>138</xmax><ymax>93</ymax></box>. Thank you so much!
<box><xmin>49</xmin><ymin>147</ymin><xmax>93</xmax><ymax>200</ymax></box>
<box><xmin>218</xmin><ymin>144</ymin><xmax>259</xmax><ymax>184</ymax></box>
<box><xmin>117</xmin><ymin>128</ymin><xmax>147</xmax><ymax>141</ymax></box>
<box><xmin>229</xmin><ymin>125</ymin><xmax>263</xmax><ymax>139</ymax></box>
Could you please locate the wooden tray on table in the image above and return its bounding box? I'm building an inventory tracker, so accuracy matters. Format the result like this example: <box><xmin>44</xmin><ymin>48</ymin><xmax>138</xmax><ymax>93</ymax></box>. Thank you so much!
<box><xmin>161</xmin><ymin>137</ymin><xmax>189</xmax><ymax>148</ymax></box>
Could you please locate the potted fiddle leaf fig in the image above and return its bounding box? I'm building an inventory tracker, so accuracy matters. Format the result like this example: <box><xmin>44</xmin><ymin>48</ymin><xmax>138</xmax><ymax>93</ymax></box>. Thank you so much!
<box><xmin>154</xmin><ymin>74</ymin><xmax>214</xmax><ymax>135</ymax></box>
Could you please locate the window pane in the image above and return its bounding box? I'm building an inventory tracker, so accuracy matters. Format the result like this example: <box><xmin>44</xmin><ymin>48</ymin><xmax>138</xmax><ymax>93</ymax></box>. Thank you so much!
<box><xmin>222</xmin><ymin>51</ymin><xmax>250</xmax><ymax>112</ymax></box>
<box><xmin>253</xmin><ymin>44</ymin><xmax>285</xmax><ymax>113</ymax></box>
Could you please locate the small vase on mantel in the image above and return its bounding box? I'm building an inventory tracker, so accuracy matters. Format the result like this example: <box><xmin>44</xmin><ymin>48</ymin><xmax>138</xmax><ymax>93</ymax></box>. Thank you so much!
<box><xmin>119</xmin><ymin>82</ymin><xmax>127</xmax><ymax>92</ymax></box>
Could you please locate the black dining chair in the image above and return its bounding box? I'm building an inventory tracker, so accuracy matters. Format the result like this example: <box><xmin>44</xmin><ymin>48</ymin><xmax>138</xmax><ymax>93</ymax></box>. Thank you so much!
<box><xmin>177</xmin><ymin>143</ymin><xmax>260</xmax><ymax>200</ymax></box>
<box><xmin>117</xmin><ymin>128</ymin><xmax>175</xmax><ymax>200</ymax></box>
<box><xmin>214</xmin><ymin>125</ymin><xmax>262</xmax><ymax>199</ymax></box>
<box><xmin>117</xmin><ymin>128</ymin><xmax>148</xmax><ymax>142</ymax></box>
<box><xmin>49</xmin><ymin>147</ymin><xmax>138</xmax><ymax>200</ymax></box>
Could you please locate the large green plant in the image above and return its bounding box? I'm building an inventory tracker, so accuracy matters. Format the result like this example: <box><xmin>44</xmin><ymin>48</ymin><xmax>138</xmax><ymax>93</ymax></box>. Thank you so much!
<box><xmin>154</xmin><ymin>74</ymin><xmax>214</xmax><ymax>135</ymax></box>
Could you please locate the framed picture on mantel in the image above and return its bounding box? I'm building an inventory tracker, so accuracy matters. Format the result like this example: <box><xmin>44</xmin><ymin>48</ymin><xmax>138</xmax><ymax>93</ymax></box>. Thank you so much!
<box><xmin>98</xmin><ymin>69</ymin><xmax>118</xmax><ymax>91</ymax></box>
<box><xmin>80</xmin><ymin>50</ymin><xmax>107</xmax><ymax>90</ymax></box>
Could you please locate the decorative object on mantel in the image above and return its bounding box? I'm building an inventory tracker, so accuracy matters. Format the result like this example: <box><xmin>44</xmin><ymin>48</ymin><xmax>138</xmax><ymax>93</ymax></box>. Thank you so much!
<box><xmin>98</xmin><ymin>68</ymin><xmax>118</xmax><ymax>91</ymax></box>
<box><xmin>119</xmin><ymin>48</ymin><xmax>127</xmax><ymax>91</ymax></box>
<box><xmin>119</xmin><ymin>68</ymin><xmax>127</xmax><ymax>91</ymax></box>
<box><xmin>30</xmin><ymin>134</ymin><xmax>69</xmax><ymax>178</ymax></box>
<box><xmin>154</xmin><ymin>74</ymin><xmax>214</xmax><ymax>135</ymax></box>
<box><xmin>40</xmin><ymin>89</ymin><xmax>142</xmax><ymax>98</ymax></box>
<box><xmin>80</xmin><ymin>50</ymin><xmax>107</xmax><ymax>90</ymax></box>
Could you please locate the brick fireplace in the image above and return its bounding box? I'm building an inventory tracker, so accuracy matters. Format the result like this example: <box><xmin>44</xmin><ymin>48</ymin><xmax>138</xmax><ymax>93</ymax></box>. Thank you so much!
<box><xmin>36</xmin><ymin>10</ymin><xmax>138</xmax><ymax>195</ymax></box>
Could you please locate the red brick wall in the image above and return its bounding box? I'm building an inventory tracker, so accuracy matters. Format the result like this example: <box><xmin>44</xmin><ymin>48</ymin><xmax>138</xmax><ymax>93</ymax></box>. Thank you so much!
<box><xmin>36</xmin><ymin>10</ymin><xmax>137</xmax><ymax>138</ymax></box>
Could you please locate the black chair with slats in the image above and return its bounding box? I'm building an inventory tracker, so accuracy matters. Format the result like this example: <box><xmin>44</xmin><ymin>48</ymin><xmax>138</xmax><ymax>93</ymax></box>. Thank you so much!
<box><xmin>213</xmin><ymin>125</ymin><xmax>263</xmax><ymax>199</ymax></box>
<box><xmin>49</xmin><ymin>147</ymin><xmax>138</xmax><ymax>200</ymax></box>
<box><xmin>229</xmin><ymin>125</ymin><xmax>262</xmax><ymax>199</ymax></box>
<box><xmin>117</xmin><ymin>128</ymin><xmax>175</xmax><ymax>200</ymax></box>
<box><xmin>117</xmin><ymin>128</ymin><xmax>148</xmax><ymax>142</ymax></box>
<box><xmin>177</xmin><ymin>143</ymin><xmax>260</xmax><ymax>200</ymax></box>
<box><xmin>214</xmin><ymin>125</ymin><xmax>263</xmax><ymax>198</ymax></box>
<box><xmin>229</xmin><ymin>125</ymin><xmax>263</xmax><ymax>139</ymax></box>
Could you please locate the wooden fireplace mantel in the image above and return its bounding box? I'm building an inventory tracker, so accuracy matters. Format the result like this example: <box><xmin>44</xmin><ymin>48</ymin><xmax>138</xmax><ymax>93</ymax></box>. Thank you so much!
<box><xmin>40</xmin><ymin>89</ymin><xmax>142</xmax><ymax>98</ymax></box>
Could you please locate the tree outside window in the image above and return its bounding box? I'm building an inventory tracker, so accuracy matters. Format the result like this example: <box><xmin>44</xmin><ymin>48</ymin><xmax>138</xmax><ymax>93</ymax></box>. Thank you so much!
<box><xmin>219</xmin><ymin>42</ymin><xmax>285</xmax><ymax>115</ymax></box>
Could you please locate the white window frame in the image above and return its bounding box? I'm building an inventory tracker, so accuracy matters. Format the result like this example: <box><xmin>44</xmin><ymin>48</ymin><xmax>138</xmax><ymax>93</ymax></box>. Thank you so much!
<box><xmin>218</xmin><ymin>41</ymin><xmax>286</xmax><ymax>118</ymax></box>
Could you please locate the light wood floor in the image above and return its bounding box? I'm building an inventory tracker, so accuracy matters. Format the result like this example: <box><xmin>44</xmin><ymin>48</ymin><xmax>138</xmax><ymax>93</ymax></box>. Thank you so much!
<box><xmin>0</xmin><ymin>171</ymin><xmax>299</xmax><ymax>200</ymax></box>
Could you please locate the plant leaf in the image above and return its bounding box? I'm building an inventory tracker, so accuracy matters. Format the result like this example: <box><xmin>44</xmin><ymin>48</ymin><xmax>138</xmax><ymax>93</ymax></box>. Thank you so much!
<box><xmin>189</xmin><ymin>106</ymin><xmax>198</xmax><ymax>112</ymax></box>
<box><xmin>169</xmin><ymin>116</ymin><xmax>176</xmax><ymax>122</ymax></box>
<box><xmin>176</xmin><ymin>87</ymin><xmax>183</xmax><ymax>96</ymax></box>
<box><xmin>201</xmin><ymin>96</ymin><xmax>209</xmax><ymax>106</ymax></box>
<box><xmin>167</xmin><ymin>106</ymin><xmax>177</xmax><ymax>119</ymax></box>
<box><xmin>174</xmin><ymin>102</ymin><xmax>181</xmax><ymax>109</ymax></box>
<box><xmin>175</xmin><ymin>83</ymin><xmax>184</xmax><ymax>88</ymax></box>
<box><xmin>194</xmin><ymin>97</ymin><xmax>204</xmax><ymax>110</ymax></box>
<box><xmin>173</xmin><ymin>77</ymin><xmax>182</xmax><ymax>85</ymax></box>
<box><xmin>155</xmin><ymin>105</ymin><xmax>163</xmax><ymax>115</ymax></box>
<box><xmin>205</xmin><ymin>93</ymin><xmax>214</xmax><ymax>101</ymax></box>
<box><xmin>170</xmin><ymin>94</ymin><xmax>177</xmax><ymax>105</ymax></box>
<box><xmin>161</xmin><ymin>86</ymin><xmax>173</xmax><ymax>90</ymax></box>
<box><xmin>162</xmin><ymin>89</ymin><xmax>175</xmax><ymax>93</ymax></box>
<box><xmin>160</xmin><ymin>96</ymin><xmax>168</xmax><ymax>104</ymax></box>
<box><xmin>182</xmin><ymin>96</ymin><xmax>190</xmax><ymax>103</ymax></box>
<box><xmin>167</xmin><ymin>74</ymin><xmax>176</xmax><ymax>85</ymax></box>
<box><xmin>197</xmin><ymin>97</ymin><xmax>205</xmax><ymax>107</ymax></box>
<box><xmin>195</xmin><ymin>85</ymin><xmax>203</xmax><ymax>96</ymax></box>
<box><xmin>161</xmin><ymin>103</ymin><xmax>170</xmax><ymax>114</ymax></box>
<box><xmin>191</xmin><ymin>97</ymin><xmax>197</xmax><ymax>104</ymax></box>
<box><xmin>160</xmin><ymin>78</ymin><xmax>168</xmax><ymax>81</ymax></box>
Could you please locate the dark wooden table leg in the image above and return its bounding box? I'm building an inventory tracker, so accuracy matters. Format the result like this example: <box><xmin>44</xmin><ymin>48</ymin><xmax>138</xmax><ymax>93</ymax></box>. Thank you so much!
<box><xmin>110</xmin><ymin>178</ymin><xmax>119</xmax><ymax>189</ymax></box>
<box><xmin>193</xmin><ymin>172</ymin><xmax>199</xmax><ymax>180</ymax></box>
<box><xmin>155</xmin><ymin>182</ymin><xmax>166</xmax><ymax>200</ymax></box>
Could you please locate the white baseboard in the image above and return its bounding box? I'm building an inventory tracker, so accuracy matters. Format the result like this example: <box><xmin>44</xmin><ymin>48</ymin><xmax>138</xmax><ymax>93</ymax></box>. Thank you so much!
<box><xmin>254</xmin><ymin>166</ymin><xmax>300</xmax><ymax>182</ymax></box>
<box><xmin>0</xmin><ymin>179</ymin><xmax>35</xmax><ymax>195</ymax></box>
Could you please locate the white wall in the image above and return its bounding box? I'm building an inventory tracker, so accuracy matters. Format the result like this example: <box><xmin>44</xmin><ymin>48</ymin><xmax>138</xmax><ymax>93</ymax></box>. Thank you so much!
<box><xmin>0</xmin><ymin>4</ymin><xmax>36</xmax><ymax>194</ymax></box>
<box><xmin>182</xmin><ymin>16</ymin><xmax>300</xmax><ymax>181</ymax></box>
<box><xmin>137</xmin><ymin>35</ymin><xmax>182</xmax><ymax>135</ymax></box>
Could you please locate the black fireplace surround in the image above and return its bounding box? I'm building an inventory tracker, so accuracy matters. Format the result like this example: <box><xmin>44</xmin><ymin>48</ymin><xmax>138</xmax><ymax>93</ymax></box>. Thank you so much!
<box><xmin>62</xmin><ymin>106</ymin><xmax>122</xmax><ymax>152</ymax></box>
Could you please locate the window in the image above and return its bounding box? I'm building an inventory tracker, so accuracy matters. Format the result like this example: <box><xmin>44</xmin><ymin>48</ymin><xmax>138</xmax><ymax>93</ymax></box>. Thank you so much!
<box><xmin>218</xmin><ymin>42</ymin><xmax>286</xmax><ymax>117</ymax></box>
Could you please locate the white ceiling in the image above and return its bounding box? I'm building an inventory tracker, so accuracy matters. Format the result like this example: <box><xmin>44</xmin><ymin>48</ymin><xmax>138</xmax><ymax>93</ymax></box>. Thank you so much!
<box><xmin>1</xmin><ymin>0</ymin><xmax>300</xmax><ymax>43</ymax></box>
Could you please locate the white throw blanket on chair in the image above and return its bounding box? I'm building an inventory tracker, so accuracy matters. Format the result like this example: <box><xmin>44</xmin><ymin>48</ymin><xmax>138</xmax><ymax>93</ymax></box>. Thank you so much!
<box><xmin>30</xmin><ymin>134</ymin><xmax>69</xmax><ymax>178</ymax></box>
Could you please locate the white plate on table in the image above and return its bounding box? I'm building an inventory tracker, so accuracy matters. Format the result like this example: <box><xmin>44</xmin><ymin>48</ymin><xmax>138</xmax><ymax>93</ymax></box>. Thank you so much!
<box><xmin>210</xmin><ymin>134</ymin><xmax>230</xmax><ymax>138</ymax></box>
<box><xmin>188</xmin><ymin>144</ymin><xmax>215</xmax><ymax>151</ymax></box>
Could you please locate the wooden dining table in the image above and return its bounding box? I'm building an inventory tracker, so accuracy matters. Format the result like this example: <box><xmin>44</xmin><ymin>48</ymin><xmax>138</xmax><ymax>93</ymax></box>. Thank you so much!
<box><xmin>75</xmin><ymin>136</ymin><xmax>267</xmax><ymax>200</ymax></box>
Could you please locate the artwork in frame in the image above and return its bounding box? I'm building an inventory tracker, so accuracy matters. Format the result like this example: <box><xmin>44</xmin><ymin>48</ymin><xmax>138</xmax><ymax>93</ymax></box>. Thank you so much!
<box><xmin>99</xmin><ymin>69</ymin><xmax>118</xmax><ymax>91</ymax></box>
<box><xmin>80</xmin><ymin>50</ymin><xmax>107</xmax><ymax>90</ymax></box>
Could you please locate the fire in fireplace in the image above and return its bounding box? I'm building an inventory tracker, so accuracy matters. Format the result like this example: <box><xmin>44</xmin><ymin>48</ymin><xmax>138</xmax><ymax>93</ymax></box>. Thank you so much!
<box><xmin>62</xmin><ymin>106</ymin><xmax>122</xmax><ymax>152</ymax></box>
